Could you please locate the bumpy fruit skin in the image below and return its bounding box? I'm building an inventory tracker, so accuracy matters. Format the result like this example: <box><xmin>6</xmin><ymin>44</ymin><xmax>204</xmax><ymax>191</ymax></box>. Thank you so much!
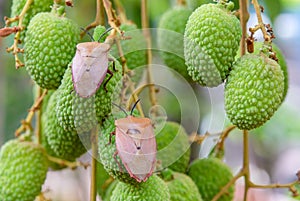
<box><xmin>98</xmin><ymin>112</ymin><xmax>138</xmax><ymax>184</ymax></box>
<box><xmin>56</xmin><ymin>59</ymin><xmax>121</xmax><ymax>133</ymax></box>
<box><xmin>42</xmin><ymin>90</ymin><xmax>88</xmax><ymax>161</ymax></box>
<box><xmin>103</xmin><ymin>180</ymin><xmax>118</xmax><ymax>201</ymax></box>
<box><xmin>188</xmin><ymin>158</ymin><xmax>234</xmax><ymax>201</ymax></box>
<box><xmin>0</xmin><ymin>139</ymin><xmax>48</xmax><ymax>201</ymax></box>
<box><xmin>10</xmin><ymin>0</ymin><xmax>53</xmax><ymax>40</ymax></box>
<box><xmin>157</xmin><ymin>7</ymin><xmax>193</xmax><ymax>80</ymax></box>
<box><xmin>93</xmin><ymin>25</ymin><xmax>108</xmax><ymax>42</ymax></box>
<box><xmin>111</xmin><ymin>175</ymin><xmax>170</xmax><ymax>201</ymax></box>
<box><xmin>166</xmin><ymin>172</ymin><xmax>202</xmax><ymax>201</ymax></box>
<box><xmin>111</xmin><ymin>24</ymin><xmax>147</xmax><ymax>70</ymax></box>
<box><xmin>225</xmin><ymin>54</ymin><xmax>284</xmax><ymax>130</ymax></box>
<box><xmin>254</xmin><ymin>42</ymin><xmax>289</xmax><ymax>101</ymax></box>
<box><xmin>24</xmin><ymin>11</ymin><xmax>80</xmax><ymax>89</ymax></box>
<box><xmin>156</xmin><ymin>121</ymin><xmax>191</xmax><ymax>173</ymax></box>
<box><xmin>184</xmin><ymin>3</ymin><xmax>241</xmax><ymax>87</ymax></box>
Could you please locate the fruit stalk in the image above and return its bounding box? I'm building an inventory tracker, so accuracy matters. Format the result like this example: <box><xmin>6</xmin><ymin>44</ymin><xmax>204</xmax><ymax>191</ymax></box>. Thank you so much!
<box><xmin>141</xmin><ymin>0</ymin><xmax>157</xmax><ymax>108</ymax></box>
<box><xmin>5</xmin><ymin>0</ymin><xmax>33</xmax><ymax>68</ymax></box>
<box><xmin>81</xmin><ymin>0</ymin><xmax>105</xmax><ymax>39</ymax></box>
<box><xmin>90</xmin><ymin>127</ymin><xmax>98</xmax><ymax>201</ymax></box>
<box><xmin>239</xmin><ymin>0</ymin><xmax>249</xmax><ymax>55</ymax></box>
<box><xmin>35</xmin><ymin>86</ymin><xmax>43</xmax><ymax>144</ymax></box>
<box><xmin>251</xmin><ymin>0</ymin><xmax>271</xmax><ymax>42</ymax></box>
<box><xmin>15</xmin><ymin>89</ymin><xmax>48</xmax><ymax>136</ymax></box>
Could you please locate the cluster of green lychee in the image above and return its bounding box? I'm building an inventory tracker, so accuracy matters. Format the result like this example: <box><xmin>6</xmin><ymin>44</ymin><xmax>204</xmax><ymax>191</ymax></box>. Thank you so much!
<box><xmin>1</xmin><ymin>0</ymin><xmax>289</xmax><ymax>200</ymax></box>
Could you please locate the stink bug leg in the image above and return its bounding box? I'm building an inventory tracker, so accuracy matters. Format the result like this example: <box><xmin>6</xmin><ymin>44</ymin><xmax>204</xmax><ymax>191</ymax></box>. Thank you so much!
<box><xmin>103</xmin><ymin>69</ymin><xmax>114</xmax><ymax>93</ymax></box>
<box><xmin>106</xmin><ymin>131</ymin><xmax>116</xmax><ymax>145</ymax></box>
<box><xmin>113</xmin><ymin>150</ymin><xmax>124</xmax><ymax>172</ymax></box>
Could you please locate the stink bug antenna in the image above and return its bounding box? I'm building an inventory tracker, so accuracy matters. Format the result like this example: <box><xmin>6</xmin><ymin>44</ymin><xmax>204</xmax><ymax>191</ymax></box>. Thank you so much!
<box><xmin>98</xmin><ymin>27</ymin><xmax>113</xmax><ymax>42</ymax></box>
<box><xmin>80</xmin><ymin>27</ymin><xmax>95</xmax><ymax>41</ymax></box>
<box><xmin>112</xmin><ymin>102</ymin><xmax>128</xmax><ymax>117</ymax></box>
<box><xmin>130</xmin><ymin>99</ymin><xmax>140</xmax><ymax>116</ymax></box>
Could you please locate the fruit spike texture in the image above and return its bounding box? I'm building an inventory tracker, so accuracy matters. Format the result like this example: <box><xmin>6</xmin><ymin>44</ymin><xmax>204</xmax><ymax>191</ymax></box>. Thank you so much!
<box><xmin>110</xmin><ymin>175</ymin><xmax>170</xmax><ymax>201</ymax></box>
<box><xmin>254</xmin><ymin>42</ymin><xmax>289</xmax><ymax>101</ymax></box>
<box><xmin>56</xmin><ymin>59</ymin><xmax>121</xmax><ymax>133</ymax></box>
<box><xmin>0</xmin><ymin>139</ymin><xmax>48</xmax><ymax>201</ymax></box>
<box><xmin>98</xmin><ymin>112</ymin><xmax>139</xmax><ymax>184</ymax></box>
<box><xmin>225</xmin><ymin>54</ymin><xmax>284</xmax><ymax>130</ymax></box>
<box><xmin>42</xmin><ymin>90</ymin><xmax>89</xmax><ymax>161</ymax></box>
<box><xmin>157</xmin><ymin>7</ymin><xmax>193</xmax><ymax>80</ymax></box>
<box><xmin>155</xmin><ymin>121</ymin><xmax>191</xmax><ymax>173</ymax></box>
<box><xmin>24</xmin><ymin>11</ymin><xmax>80</xmax><ymax>89</ymax></box>
<box><xmin>10</xmin><ymin>0</ymin><xmax>53</xmax><ymax>40</ymax></box>
<box><xmin>166</xmin><ymin>172</ymin><xmax>203</xmax><ymax>201</ymax></box>
<box><xmin>184</xmin><ymin>2</ymin><xmax>241</xmax><ymax>87</ymax></box>
<box><xmin>110</xmin><ymin>23</ymin><xmax>147</xmax><ymax>70</ymax></box>
<box><xmin>188</xmin><ymin>158</ymin><xmax>234</xmax><ymax>201</ymax></box>
<box><xmin>187</xmin><ymin>0</ymin><xmax>240</xmax><ymax>10</ymax></box>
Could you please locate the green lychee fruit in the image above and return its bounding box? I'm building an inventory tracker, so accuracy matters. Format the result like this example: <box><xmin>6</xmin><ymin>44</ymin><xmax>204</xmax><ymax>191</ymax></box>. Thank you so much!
<box><xmin>110</xmin><ymin>23</ymin><xmax>147</xmax><ymax>82</ymax></box>
<box><xmin>254</xmin><ymin>42</ymin><xmax>289</xmax><ymax>101</ymax></box>
<box><xmin>165</xmin><ymin>171</ymin><xmax>202</xmax><ymax>201</ymax></box>
<box><xmin>111</xmin><ymin>175</ymin><xmax>170</xmax><ymax>201</ymax></box>
<box><xmin>10</xmin><ymin>0</ymin><xmax>53</xmax><ymax>41</ymax></box>
<box><xmin>156</xmin><ymin>121</ymin><xmax>191</xmax><ymax>173</ymax></box>
<box><xmin>188</xmin><ymin>157</ymin><xmax>234</xmax><ymax>201</ymax></box>
<box><xmin>225</xmin><ymin>54</ymin><xmax>284</xmax><ymax>130</ymax></box>
<box><xmin>93</xmin><ymin>25</ymin><xmax>108</xmax><ymax>43</ymax></box>
<box><xmin>184</xmin><ymin>2</ymin><xmax>241</xmax><ymax>87</ymax></box>
<box><xmin>236</xmin><ymin>42</ymin><xmax>288</xmax><ymax>101</ymax></box>
<box><xmin>102</xmin><ymin>180</ymin><xmax>118</xmax><ymax>201</ymax></box>
<box><xmin>56</xmin><ymin>58</ymin><xmax>122</xmax><ymax>133</ymax></box>
<box><xmin>24</xmin><ymin>8</ymin><xmax>80</xmax><ymax>89</ymax></box>
<box><xmin>42</xmin><ymin>90</ymin><xmax>89</xmax><ymax>161</ymax></box>
<box><xmin>0</xmin><ymin>139</ymin><xmax>48</xmax><ymax>201</ymax></box>
<box><xmin>157</xmin><ymin>7</ymin><xmax>193</xmax><ymax>80</ymax></box>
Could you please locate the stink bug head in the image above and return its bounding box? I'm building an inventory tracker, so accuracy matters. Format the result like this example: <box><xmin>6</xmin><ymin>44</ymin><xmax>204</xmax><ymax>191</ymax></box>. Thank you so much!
<box><xmin>76</xmin><ymin>42</ymin><xmax>110</xmax><ymax>58</ymax></box>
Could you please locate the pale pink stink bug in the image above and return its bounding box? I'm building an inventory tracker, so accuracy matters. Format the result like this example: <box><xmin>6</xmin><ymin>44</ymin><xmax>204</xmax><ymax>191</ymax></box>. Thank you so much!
<box><xmin>112</xmin><ymin>100</ymin><xmax>157</xmax><ymax>182</ymax></box>
<box><xmin>72</xmin><ymin>28</ymin><xmax>115</xmax><ymax>98</ymax></box>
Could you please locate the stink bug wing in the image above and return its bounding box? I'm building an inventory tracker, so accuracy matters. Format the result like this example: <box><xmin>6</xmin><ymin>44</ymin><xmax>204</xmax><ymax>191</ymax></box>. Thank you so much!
<box><xmin>115</xmin><ymin>116</ymin><xmax>156</xmax><ymax>182</ymax></box>
<box><xmin>72</xmin><ymin>42</ymin><xmax>110</xmax><ymax>98</ymax></box>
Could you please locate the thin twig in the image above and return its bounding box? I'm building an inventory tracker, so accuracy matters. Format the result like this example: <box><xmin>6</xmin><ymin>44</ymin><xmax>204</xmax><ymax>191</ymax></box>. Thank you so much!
<box><xmin>35</xmin><ymin>86</ymin><xmax>43</xmax><ymax>144</ymax></box>
<box><xmin>250</xmin><ymin>0</ymin><xmax>271</xmax><ymax>42</ymax></box>
<box><xmin>141</xmin><ymin>0</ymin><xmax>157</xmax><ymax>108</ymax></box>
<box><xmin>80</xmin><ymin>0</ymin><xmax>105</xmax><ymax>39</ymax></box>
<box><xmin>47</xmin><ymin>155</ymin><xmax>90</xmax><ymax>169</ymax></box>
<box><xmin>239</xmin><ymin>0</ymin><xmax>249</xmax><ymax>56</ymax></box>
<box><xmin>15</xmin><ymin>89</ymin><xmax>48</xmax><ymax>136</ymax></box>
<box><xmin>5</xmin><ymin>0</ymin><xmax>33</xmax><ymax>68</ymax></box>
<box><xmin>90</xmin><ymin>127</ymin><xmax>98</xmax><ymax>201</ymax></box>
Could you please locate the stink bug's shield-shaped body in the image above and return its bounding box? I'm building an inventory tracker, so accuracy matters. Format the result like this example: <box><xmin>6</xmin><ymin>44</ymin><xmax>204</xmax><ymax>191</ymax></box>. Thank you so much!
<box><xmin>72</xmin><ymin>42</ymin><xmax>110</xmax><ymax>98</ymax></box>
<box><xmin>115</xmin><ymin>116</ymin><xmax>156</xmax><ymax>182</ymax></box>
